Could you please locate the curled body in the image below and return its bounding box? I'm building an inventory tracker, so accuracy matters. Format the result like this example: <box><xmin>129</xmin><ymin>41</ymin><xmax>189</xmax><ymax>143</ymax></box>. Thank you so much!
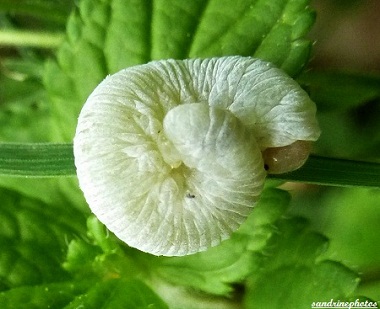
<box><xmin>74</xmin><ymin>56</ymin><xmax>320</xmax><ymax>256</ymax></box>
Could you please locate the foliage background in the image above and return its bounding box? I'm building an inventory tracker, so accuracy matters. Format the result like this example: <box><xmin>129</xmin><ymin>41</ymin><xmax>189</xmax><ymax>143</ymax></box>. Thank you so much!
<box><xmin>0</xmin><ymin>0</ymin><xmax>379</xmax><ymax>308</ymax></box>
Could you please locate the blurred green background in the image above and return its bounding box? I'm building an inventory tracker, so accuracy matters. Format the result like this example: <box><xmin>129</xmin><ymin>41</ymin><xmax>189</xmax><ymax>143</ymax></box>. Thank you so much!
<box><xmin>294</xmin><ymin>0</ymin><xmax>380</xmax><ymax>300</ymax></box>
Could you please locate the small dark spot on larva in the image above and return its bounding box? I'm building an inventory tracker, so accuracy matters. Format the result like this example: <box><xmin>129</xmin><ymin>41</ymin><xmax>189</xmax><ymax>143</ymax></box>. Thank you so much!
<box><xmin>264</xmin><ymin>164</ymin><xmax>269</xmax><ymax>171</ymax></box>
<box><xmin>186</xmin><ymin>193</ymin><xmax>195</xmax><ymax>198</ymax></box>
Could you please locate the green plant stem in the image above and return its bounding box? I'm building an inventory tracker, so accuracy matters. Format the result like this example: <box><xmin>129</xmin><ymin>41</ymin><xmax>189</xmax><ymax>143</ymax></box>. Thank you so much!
<box><xmin>0</xmin><ymin>143</ymin><xmax>379</xmax><ymax>187</ymax></box>
<box><xmin>0</xmin><ymin>143</ymin><xmax>75</xmax><ymax>177</ymax></box>
<box><xmin>271</xmin><ymin>155</ymin><xmax>380</xmax><ymax>188</ymax></box>
<box><xmin>0</xmin><ymin>29</ymin><xmax>64</xmax><ymax>48</ymax></box>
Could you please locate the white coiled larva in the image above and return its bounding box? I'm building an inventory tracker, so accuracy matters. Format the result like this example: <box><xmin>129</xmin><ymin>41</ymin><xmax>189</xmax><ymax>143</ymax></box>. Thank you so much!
<box><xmin>73</xmin><ymin>56</ymin><xmax>320</xmax><ymax>256</ymax></box>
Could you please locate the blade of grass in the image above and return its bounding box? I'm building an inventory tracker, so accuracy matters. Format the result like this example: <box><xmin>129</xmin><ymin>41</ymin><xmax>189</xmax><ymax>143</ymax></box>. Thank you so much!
<box><xmin>270</xmin><ymin>155</ymin><xmax>380</xmax><ymax>188</ymax></box>
<box><xmin>0</xmin><ymin>143</ymin><xmax>379</xmax><ymax>187</ymax></box>
<box><xmin>0</xmin><ymin>30</ymin><xmax>64</xmax><ymax>48</ymax></box>
<box><xmin>0</xmin><ymin>143</ymin><xmax>75</xmax><ymax>177</ymax></box>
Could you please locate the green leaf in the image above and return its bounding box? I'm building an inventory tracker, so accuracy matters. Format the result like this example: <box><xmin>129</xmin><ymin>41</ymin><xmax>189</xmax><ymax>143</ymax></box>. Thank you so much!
<box><xmin>63</xmin><ymin>219</ymin><xmax>169</xmax><ymax>307</ymax></box>
<box><xmin>312</xmin><ymin>188</ymin><xmax>380</xmax><ymax>271</ymax></box>
<box><xmin>315</xmin><ymin>110</ymin><xmax>380</xmax><ymax>160</ymax></box>
<box><xmin>357</xmin><ymin>280</ymin><xmax>380</xmax><ymax>304</ymax></box>
<box><xmin>0</xmin><ymin>177</ymin><xmax>88</xmax><ymax>215</ymax></box>
<box><xmin>63</xmin><ymin>238</ymin><xmax>106</xmax><ymax>282</ymax></box>
<box><xmin>44</xmin><ymin>0</ymin><xmax>315</xmax><ymax>142</ymax></box>
<box><xmin>299</xmin><ymin>71</ymin><xmax>380</xmax><ymax>111</ymax></box>
<box><xmin>0</xmin><ymin>281</ymin><xmax>91</xmax><ymax>309</ymax></box>
<box><xmin>0</xmin><ymin>187</ymin><xmax>84</xmax><ymax>252</ymax></box>
<box><xmin>43</xmin><ymin>0</ymin><xmax>111</xmax><ymax>142</ymax></box>
<box><xmin>0</xmin><ymin>188</ymin><xmax>86</xmax><ymax>289</ymax></box>
<box><xmin>298</xmin><ymin>71</ymin><xmax>380</xmax><ymax>159</ymax></box>
<box><xmin>0</xmin><ymin>58</ymin><xmax>49</xmax><ymax>143</ymax></box>
<box><xmin>258</xmin><ymin>217</ymin><xmax>329</xmax><ymax>269</ymax></box>
<box><xmin>245</xmin><ymin>261</ymin><xmax>359</xmax><ymax>309</ymax></box>
<box><xmin>231</xmin><ymin>188</ymin><xmax>292</xmax><ymax>250</ymax></box>
<box><xmin>149</xmin><ymin>0</ymin><xmax>206</xmax><ymax>60</ymax></box>
<box><xmin>244</xmin><ymin>217</ymin><xmax>360</xmax><ymax>309</ymax></box>
<box><xmin>0</xmin><ymin>239</ymin><xmax>68</xmax><ymax>290</ymax></box>
<box><xmin>188</xmin><ymin>0</ymin><xmax>314</xmax><ymax>75</ymax></box>
<box><xmin>65</xmin><ymin>279</ymin><xmax>168</xmax><ymax>309</ymax></box>
<box><xmin>63</xmin><ymin>216</ymin><xmax>151</xmax><ymax>283</ymax></box>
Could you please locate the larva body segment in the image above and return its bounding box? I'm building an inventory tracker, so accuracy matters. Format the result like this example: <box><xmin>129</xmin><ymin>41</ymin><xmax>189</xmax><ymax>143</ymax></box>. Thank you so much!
<box><xmin>74</xmin><ymin>56</ymin><xmax>320</xmax><ymax>256</ymax></box>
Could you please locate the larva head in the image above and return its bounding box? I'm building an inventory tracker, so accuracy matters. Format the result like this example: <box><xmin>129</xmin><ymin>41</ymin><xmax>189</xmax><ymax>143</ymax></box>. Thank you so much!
<box><xmin>262</xmin><ymin>140</ymin><xmax>313</xmax><ymax>174</ymax></box>
<box><xmin>74</xmin><ymin>56</ymin><xmax>320</xmax><ymax>256</ymax></box>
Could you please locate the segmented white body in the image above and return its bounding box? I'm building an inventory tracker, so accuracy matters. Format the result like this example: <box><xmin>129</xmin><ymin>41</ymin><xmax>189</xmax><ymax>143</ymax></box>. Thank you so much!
<box><xmin>74</xmin><ymin>56</ymin><xmax>320</xmax><ymax>256</ymax></box>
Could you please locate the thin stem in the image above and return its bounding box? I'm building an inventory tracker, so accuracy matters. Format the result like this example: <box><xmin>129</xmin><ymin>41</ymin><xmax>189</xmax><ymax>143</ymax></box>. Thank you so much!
<box><xmin>0</xmin><ymin>143</ymin><xmax>379</xmax><ymax>188</ymax></box>
<box><xmin>270</xmin><ymin>155</ymin><xmax>380</xmax><ymax>188</ymax></box>
<box><xmin>0</xmin><ymin>29</ymin><xmax>64</xmax><ymax>49</ymax></box>
<box><xmin>0</xmin><ymin>143</ymin><xmax>75</xmax><ymax>177</ymax></box>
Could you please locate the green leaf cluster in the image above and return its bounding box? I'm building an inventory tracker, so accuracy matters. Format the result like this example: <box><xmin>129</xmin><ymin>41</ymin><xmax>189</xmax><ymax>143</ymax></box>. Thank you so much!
<box><xmin>0</xmin><ymin>187</ymin><xmax>85</xmax><ymax>289</ymax></box>
<box><xmin>44</xmin><ymin>0</ymin><xmax>314</xmax><ymax>142</ymax></box>
<box><xmin>245</xmin><ymin>218</ymin><xmax>358</xmax><ymax>308</ymax></box>
<box><xmin>290</xmin><ymin>187</ymin><xmax>380</xmax><ymax>301</ymax></box>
